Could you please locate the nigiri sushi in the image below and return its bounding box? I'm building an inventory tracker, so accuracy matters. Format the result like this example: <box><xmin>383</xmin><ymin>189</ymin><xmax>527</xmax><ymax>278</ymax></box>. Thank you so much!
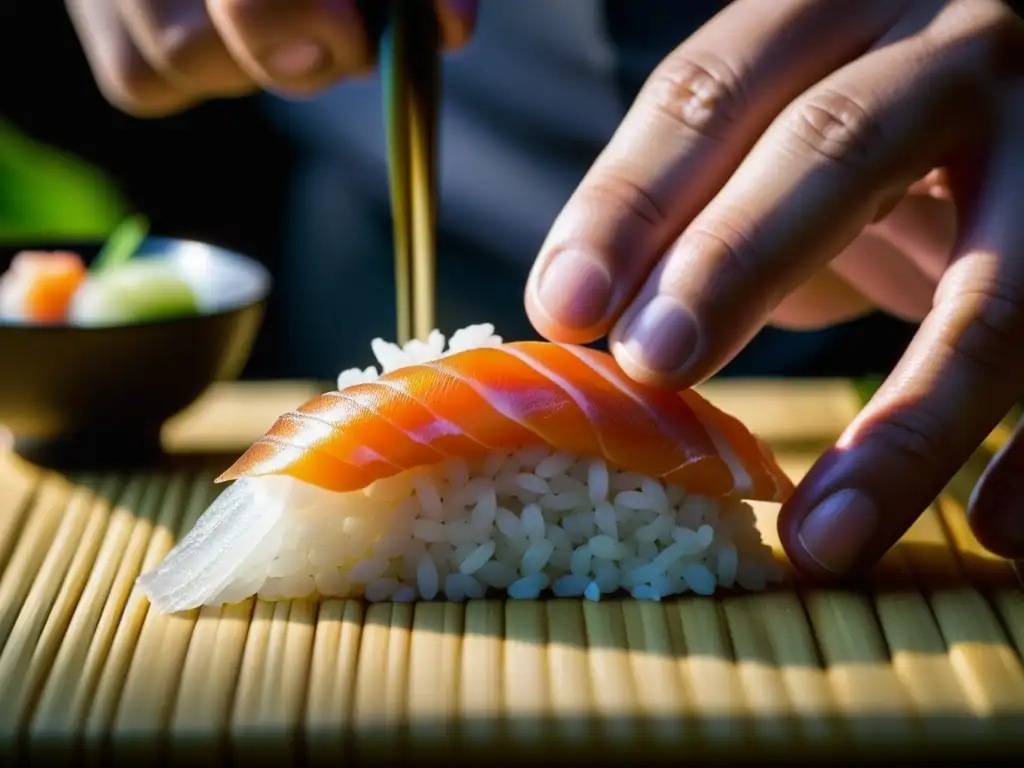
<box><xmin>138</xmin><ymin>324</ymin><xmax>792</xmax><ymax>613</ymax></box>
<box><xmin>0</xmin><ymin>250</ymin><xmax>87</xmax><ymax>324</ymax></box>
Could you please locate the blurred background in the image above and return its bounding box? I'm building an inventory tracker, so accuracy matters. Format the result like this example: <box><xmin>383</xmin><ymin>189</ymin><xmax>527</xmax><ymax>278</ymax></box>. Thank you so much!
<box><xmin>0</xmin><ymin>1</ymin><xmax>917</xmax><ymax>383</ymax></box>
<box><xmin>2</xmin><ymin>1</ymin><xmax>294</xmax><ymax>379</ymax></box>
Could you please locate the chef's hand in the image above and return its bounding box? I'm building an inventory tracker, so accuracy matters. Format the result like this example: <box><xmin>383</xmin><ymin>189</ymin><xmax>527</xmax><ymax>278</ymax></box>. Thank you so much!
<box><xmin>66</xmin><ymin>0</ymin><xmax>477</xmax><ymax>116</ymax></box>
<box><xmin>527</xmin><ymin>0</ymin><xmax>1024</xmax><ymax>574</ymax></box>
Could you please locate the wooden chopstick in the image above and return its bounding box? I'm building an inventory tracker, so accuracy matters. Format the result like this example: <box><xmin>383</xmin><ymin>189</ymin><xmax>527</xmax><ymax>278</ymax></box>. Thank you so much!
<box><xmin>383</xmin><ymin>0</ymin><xmax>441</xmax><ymax>345</ymax></box>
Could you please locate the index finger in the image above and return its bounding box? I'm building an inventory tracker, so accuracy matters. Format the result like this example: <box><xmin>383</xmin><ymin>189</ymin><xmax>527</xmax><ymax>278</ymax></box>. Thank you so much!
<box><xmin>525</xmin><ymin>0</ymin><xmax>905</xmax><ymax>343</ymax></box>
<box><xmin>67</xmin><ymin>0</ymin><xmax>194</xmax><ymax>115</ymax></box>
<box><xmin>608</xmin><ymin>1</ymin><xmax>1009</xmax><ymax>387</ymax></box>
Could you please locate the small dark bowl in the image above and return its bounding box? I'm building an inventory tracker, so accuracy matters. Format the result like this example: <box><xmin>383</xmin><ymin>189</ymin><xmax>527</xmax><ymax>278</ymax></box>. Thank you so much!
<box><xmin>0</xmin><ymin>236</ymin><xmax>272</xmax><ymax>468</ymax></box>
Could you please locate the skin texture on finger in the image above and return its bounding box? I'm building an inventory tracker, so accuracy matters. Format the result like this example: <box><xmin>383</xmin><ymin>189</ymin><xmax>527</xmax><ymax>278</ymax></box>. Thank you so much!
<box><xmin>773</xmin><ymin>169</ymin><xmax>954</xmax><ymax>329</ymax></box>
<box><xmin>115</xmin><ymin>0</ymin><xmax>255</xmax><ymax>97</ymax></box>
<box><xmin>970</xmin><ymin>419</ymin><xmax>1024</xmax><ymax>558</ymax></box>
<box><xmin>769</xmin><ymin>253</ymin><xmax>874</xmax><ymax>330</ymax></box>
<box><xmin>206</xmin><ymin>0</ymin><xmax>372</xmax><ymax>92</ymax></box>
<box><xmin>869</xmin><ymin>193</ymin><xmax>958</xmax><ymax>282</ymax></box>
<box><xmin>828</xmin><ymin>232</ymin><xmax>935</xmax><ymax>322</ymax></box>
<box><xmin>67</xmin><ymin>0</ymin><xmax>194</xmax><ymax>116</ymax></box>
<box><xmin>525</xmin><ymin>0</ymin><xmax>910</xmax><ymax>344</ymax></box>
<box><xmin>768</xmin><ymin>233</ymin><xmax>936</xmax><ymax>330</ymax></box>
<box><xmin>607</xmin><ymin>4</ymin><xmax>989</xmax><ymax>388</ymax></box>
<box><xmin>780</xmin><ymin>91</ymin><xmax>1024</xmax><ymax>576</ymax></box>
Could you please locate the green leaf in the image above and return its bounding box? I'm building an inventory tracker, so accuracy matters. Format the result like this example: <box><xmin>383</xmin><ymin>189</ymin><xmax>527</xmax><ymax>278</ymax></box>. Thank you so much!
<box><xmin>0</xmin><ymin>119</ymin><xmax>128</xmax><ymax>241</ymax></box>
<box><xmin>91</xmin><ymin>214</ymin><xmax>150</xmax><ymax>274</ymax></box>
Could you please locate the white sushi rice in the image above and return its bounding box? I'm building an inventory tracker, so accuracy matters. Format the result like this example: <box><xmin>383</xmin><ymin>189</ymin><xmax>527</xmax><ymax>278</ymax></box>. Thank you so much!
<box><xmin>137</xmin><ymin>323</ymin><xmax>784</xmax><ymax>613</ymax></box>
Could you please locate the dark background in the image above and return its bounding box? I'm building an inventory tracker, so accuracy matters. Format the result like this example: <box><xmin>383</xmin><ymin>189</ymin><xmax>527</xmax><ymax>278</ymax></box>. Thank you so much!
<box><xmin>1</xmin><ymin>1</ymin><xmax>294</xmax><ymax>379</ymax></box>
<box><xmin>0</xmin><ymin>2</ymin><xmax>922</xmax><ymax>382</ymax></box>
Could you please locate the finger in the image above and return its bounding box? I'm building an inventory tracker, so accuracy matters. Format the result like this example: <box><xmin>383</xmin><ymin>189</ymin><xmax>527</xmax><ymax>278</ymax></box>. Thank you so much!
<box><xmin>829</xmin><ymin>232</ymin><xmax>934</xmax><ymax>323</ymax></box>
<box><xmin>969</xmin><ymin>419</ymin><xmax>1024</xmax><ymax>558</ymax></box>
<box><xmin>525</xmin><ymin>0</ymin><xmax>907</xmax><ymax>343</ymax></box>
<box><xmin>67</xmin><ymin>0</ymin><xmax>194</xmax><ymax>115</ymax></box>
<box><xmin>607</xmin><ymin>0</ymin><xmax>1010</xmax><ymax>386</ymax></box>
<box><xmin>115</xmin><ymin>0</ymin><xmax>254</xmax><ymax>97</ymax></box>
<box><xmin>768</xmin><ymin>232</ymin><xmax>934</xmax><ymax>330</ymax></box>
<box><xmin>206</xmin><ymin>0</ymin><xmax>372</xmax><ymax>93</ymax></box>
<box><xmin>769</xmin><ymin>268</ymin><xmax>872</xmax><ymax>330</ymax></box>
<box><xmin>780</xmin><ymin>94</ymin><xmax>1024</xmax><ymax>576</ymax></box>
<box><xmin>869</xmin><ymin>193</ymin><xmax>958</xmax><ymax>282</ymax></box>
<box><xmin>434</xmin><ymin>0</ymin><xmax>478</xmax><ymax>51</ymax></box>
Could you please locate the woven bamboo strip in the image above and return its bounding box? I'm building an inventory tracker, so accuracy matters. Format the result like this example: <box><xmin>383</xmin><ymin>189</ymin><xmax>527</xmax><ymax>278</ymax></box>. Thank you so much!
<box><xmin>0</xmin><ymin>380</ymin><xmax>1016</xmax><ymax>762</ymax></box>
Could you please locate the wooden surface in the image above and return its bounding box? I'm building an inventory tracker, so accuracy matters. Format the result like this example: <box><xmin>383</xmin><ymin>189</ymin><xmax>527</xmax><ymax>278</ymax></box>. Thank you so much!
<box><xmin>0</xmin><ymin>380</ymin><xmax>1021</xmax><ymax>764</ymax></box>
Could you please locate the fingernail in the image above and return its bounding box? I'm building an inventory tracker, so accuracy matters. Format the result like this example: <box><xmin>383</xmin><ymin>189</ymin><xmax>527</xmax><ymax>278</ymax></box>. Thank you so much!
<box><xmin>536</xmin><ymin>249</ymin><xmax>611</xmax><ymax>330</ymax></box>
<box><xmin>619</xmin><ymin>295</ymin><xmax>698</xmax><ymax>374</ymax></box>
<box><xmin>265</xmin><ymin>41</ymin><xmax>327</xmax><ymax>78</ymax></box>
<box><xmin>797</xmin><ymin>489</ymin><xmax>879</xmax><ymax>574</ymax></box>
<box><xmin>969</xmin><ymin>482</ymin><xmax>1024</xmax><ymax>559</ymax></box>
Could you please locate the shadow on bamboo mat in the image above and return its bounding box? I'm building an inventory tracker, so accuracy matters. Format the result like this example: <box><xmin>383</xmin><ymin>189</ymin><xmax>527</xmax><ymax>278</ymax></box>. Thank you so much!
<box><xmin>0</xmin><ymin>447</ymin><xmax>1021</xmax><ymax>765</ymax></box>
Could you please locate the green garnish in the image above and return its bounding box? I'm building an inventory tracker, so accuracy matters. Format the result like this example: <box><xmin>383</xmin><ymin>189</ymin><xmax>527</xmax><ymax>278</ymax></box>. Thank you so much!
<box><xmin>91</xmin><ymin>214</ymin><xmax>149</xmax><ymax>274</ymax></box>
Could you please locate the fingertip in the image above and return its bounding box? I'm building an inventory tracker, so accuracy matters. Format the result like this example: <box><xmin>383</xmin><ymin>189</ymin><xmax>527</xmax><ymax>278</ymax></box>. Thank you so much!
<box><xmin>794</xmin><ymin>488</ymin><xmax>883</xmax><ymax>576</ymax></box>
<box><xmin>207</xmin><ymin>0</ymin><xmax>372</xmax><ymax>92</ymax></box>
<box><xmin>67</xmin><ymin>0</ymin><xmax>194</xmax><ymax>117</ymax></box>
<box><xmin>967</xmin><ymin>473</ymin><xmax>1024</xmax><ymax>560</ymax></box>
<box><xmin>525</xmin><ymin>247</ymin><xmax>614</xmax><ymax>345</ymax></box>
<box><xmin>775</xmin><ymin>448</ymin><xmax>894</xmax><ymax>579</ymax></box>
<box><xmin>606</xmin><ymin>294</ymin><xmax>701</xmax><ymax>388</ymax></box>
<box><xmin>524</xmin><ymin>287</ymin><xmax>606</xmax><ymax>347</ymax></box>
<box><xmin>95</xmin><ymin>68</ymin><xmax>195</xmax><ymax>117</ymax></box>
<box><xmin>434</xmin><ymin>0</ymin><xmax>478</xmax><ymax>50</ymax></box>
<box><xmin>964</xmin><ymin>417</ymin><xmax>1024</xmax><ymax>560</ymax></box>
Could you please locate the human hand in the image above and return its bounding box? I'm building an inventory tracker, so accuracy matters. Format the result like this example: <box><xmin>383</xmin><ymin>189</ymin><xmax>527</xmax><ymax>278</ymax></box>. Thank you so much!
<box><xmin>66</xmin><ymin>0</ymin><xmax>478</xmax><ymax>116</ymax></box>
<box><xmin>525</xmin><ymin>0</ymin><xmax>1024</xmax><ymax>574</ymax></box>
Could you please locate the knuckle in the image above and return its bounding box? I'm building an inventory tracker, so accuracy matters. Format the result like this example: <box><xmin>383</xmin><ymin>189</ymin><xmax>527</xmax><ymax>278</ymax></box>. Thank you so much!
<box><xmin>147</xmin><ymin>24</ymin><xmax>210</xmax><ymax>74</ymax></box>
<box><xmin>67</xmin><ymin>0</ymin><xmax>186</xmax><ymax>116</ymax></box>
<box><xmin>925</xmin><ymin>0</ymin><xmax>1023</xmax><ymax>85</ymax></box>
<box><xmin>640</xmin><ymin>52</ymin><xmax>748</xmax><ymax>142</ymax></box>
<box><xmin>100</xmin><ymin>48</ymin><xmax>185</xmax><ymax>116</ymax></box>
<box><xmin>938</xmin><ymin>0</ymin><xmax>1020</xmax><ymax>45</ymax></box>
<box><xmin>867</xmin><ymin>409</ymin><xmax>954</xmax><ymax>473</ymax></box>
<box><xmin>114</xmin><ymin>0</ymin><xmax>215</xmax><ymax>75</ymax></box>
<box><xmin>693</xmin><ymin>223</ymin><xmax>761</xmax><ymax>281</ymax></box>
<box><xmin>582</xmin><ymin>170</ymin><xmax>668</xmax><ymax>229</ymax></box>
<box><xmin>686</xmin><ymin>221</ymin><xmax>777</xmax><ymax>314</ymax></box>
<box><xmin>781</xmin><ymin>90</ymin><xmax>882</xmax><ymax>169</ymax></box>
<box><xmin>973</xmin><ymin>0</ymin><xmax>1021</xmax><ymax>39</ymax></box>
<box><xmin>942</xmin><ymin>286</ymin><xmax>1024</xmax><ymax>375</ymax></box>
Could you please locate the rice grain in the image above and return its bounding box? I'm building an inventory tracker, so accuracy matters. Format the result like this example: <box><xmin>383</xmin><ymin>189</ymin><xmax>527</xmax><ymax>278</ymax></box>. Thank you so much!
<box><xmin>152</xmin><ymin>324</ymin><xmax>784</xmax><ymax>610</ymax></box>
<box><xmin>459</xmin><ymin>541</ymin><xmax>495</xmax><ymax>575</ymax></box>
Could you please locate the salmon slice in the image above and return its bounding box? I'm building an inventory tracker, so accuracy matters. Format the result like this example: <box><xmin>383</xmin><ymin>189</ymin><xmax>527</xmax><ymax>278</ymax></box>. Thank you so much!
<box><xmin>219</xmin><ymin>342</ymin><xmax>794</xmax><ymax>502</ymax></box>
<box><xmin>0</xmin><ymin>250</ymin><xmax>87</xmax><ymax>324</ymax></box>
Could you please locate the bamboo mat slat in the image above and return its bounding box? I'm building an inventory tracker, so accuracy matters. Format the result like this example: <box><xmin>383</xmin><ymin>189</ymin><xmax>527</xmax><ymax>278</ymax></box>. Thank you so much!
<box><xmin>0</xmin><ymin>380</ymin><xmax>1019</xmax><ymax>764</ymax></box>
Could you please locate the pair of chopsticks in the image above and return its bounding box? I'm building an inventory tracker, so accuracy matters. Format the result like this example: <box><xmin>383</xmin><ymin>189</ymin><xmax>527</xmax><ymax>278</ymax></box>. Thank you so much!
<box><xmin>380</xmin><ymin>0</ymin><xmax>441</xmax><ymax>346</ymax></box>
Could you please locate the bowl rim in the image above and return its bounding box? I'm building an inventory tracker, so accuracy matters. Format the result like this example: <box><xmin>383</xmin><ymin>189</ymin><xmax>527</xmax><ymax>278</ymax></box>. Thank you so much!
<box><xmin>0</xmin><ymin>235</ymin><xmax>273</xmax><ymax>332</ymax></box>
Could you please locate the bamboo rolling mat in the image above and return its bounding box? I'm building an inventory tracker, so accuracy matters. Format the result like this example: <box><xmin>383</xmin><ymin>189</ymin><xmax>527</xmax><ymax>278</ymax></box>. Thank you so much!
<box><xmin>0</xmin><ymin>380</ymin><xmax>1021</xmax><ymax>764</ymax></box>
